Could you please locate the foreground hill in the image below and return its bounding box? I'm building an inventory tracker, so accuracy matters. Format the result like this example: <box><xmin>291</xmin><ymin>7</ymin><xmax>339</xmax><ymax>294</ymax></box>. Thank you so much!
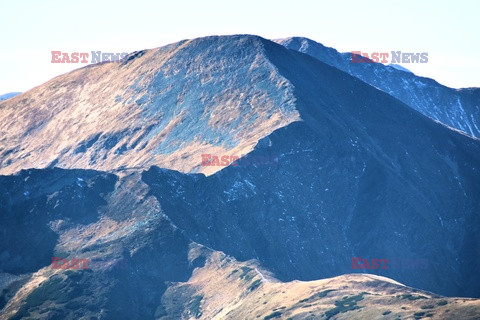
<box><xmin>163</xmin><ymin>251</ymin><xmax>480</xmax><ymax>320</ymax></box>
<box><xmin>0</xmin><ymin>167</ymin><xmax>478</xmax><ymax>319</ymax></box>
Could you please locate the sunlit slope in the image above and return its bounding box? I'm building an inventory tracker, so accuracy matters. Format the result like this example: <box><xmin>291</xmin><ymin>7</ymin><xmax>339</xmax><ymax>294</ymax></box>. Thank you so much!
<box><xmin>162</xmin><ymin>251</ymin><xmax>480</xmax><ymax>320</ymax></box>
<box><xmin>0</xmin><ymin>36</ymin><xmax>300</xmax><ymax>176</ymax></box>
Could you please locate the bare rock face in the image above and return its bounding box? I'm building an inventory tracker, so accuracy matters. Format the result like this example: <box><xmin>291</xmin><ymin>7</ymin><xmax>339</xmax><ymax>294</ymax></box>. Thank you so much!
<box><xmin>0</xmin><ymin>36</ymin><xmax>299</xmax><ymax>176</ymax></box>
<box><xmin>1</xmin><ymin>35</ymin><xmax>480</xmax><ymax>319</ymax></box>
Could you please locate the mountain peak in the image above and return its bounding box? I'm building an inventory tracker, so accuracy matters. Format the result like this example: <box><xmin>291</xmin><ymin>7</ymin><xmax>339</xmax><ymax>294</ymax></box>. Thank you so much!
<box><xmin>2</xmin><ymin>35</ymin><xmax>480</xmax><ymax>318</ymax></box>
<box><xmin>278</xmin><ymin>36</ymin><xmax>480</xmax><ymax>138</ymax></box>
<box><xmin>0</xmin><ymin>35</ymin><xmax>300</xmax><ymax>176</ymax></box>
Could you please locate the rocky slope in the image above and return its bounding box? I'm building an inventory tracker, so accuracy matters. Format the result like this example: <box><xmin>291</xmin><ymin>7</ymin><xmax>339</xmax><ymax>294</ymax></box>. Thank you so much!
<box><xmin>0</xmin><ymin>36</ymin><xmax>299</xmax><ymax>176</ymax></box>
<box><xmin>1</xmin><ymin>168</ymin><xmax>478</xmax><ymax>319</ymax></box>
<box><xmin>276</xmin><ymin>37</ymin><xmax>480</xmax><ymax>138</ymax></box>
<box><xmin>141</xmin><ymin>37</ymin><xmax>480</xmax><ymax>297</ymax></box>
<box><xmin>0</xmin><ymin>167</ymin><xmax>478</xmax><ymax>320</ymax></box>
<box><xmin>1</xmin><ymin>35</ymin><xmax>479</xmax><ymax>319</ymax></box>
<box><xmin>0</xmin><ymin>168</ymin><xmax>199</xmax><ymax>320</ymax></box>
<box><xmin>162</xmin><ymin>251</ymin><xmax>480</xmax><ymax>320</ymax></box>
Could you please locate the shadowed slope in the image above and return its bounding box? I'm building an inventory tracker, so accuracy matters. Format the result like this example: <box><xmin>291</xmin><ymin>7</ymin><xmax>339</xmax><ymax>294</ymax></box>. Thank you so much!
<box><xmin>1</xmin><ymin>35</ymin><xmax>480</xmax><ymax>320</ymax></box>
<box><xmin>276</xmin><ymin>37</ymin><xmax>480</xmax><ymax>138</ymax></box>
<box><xmin>140</xmin><ymin>36</ymin><xmax>480</xmax><ymax>297</ymax></box>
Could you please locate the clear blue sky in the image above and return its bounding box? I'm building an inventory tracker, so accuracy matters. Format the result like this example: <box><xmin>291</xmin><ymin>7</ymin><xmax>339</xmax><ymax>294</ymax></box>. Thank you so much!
<box><xmin>0</xmin><ymin>0</ymin><xmax>478</xmax><ymax>93</ymax></box>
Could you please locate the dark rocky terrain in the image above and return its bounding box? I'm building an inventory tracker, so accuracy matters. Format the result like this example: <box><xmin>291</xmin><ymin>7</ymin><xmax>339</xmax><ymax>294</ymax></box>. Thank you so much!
<box><xmin>276</xmin><ymin>37</ymin><xmax>480</xmax><ymax>138</ymax></box>
<box><xmin>0</xmin><ymin>35</ymin><xmax>479</xmax><ymax>319</ymax></box>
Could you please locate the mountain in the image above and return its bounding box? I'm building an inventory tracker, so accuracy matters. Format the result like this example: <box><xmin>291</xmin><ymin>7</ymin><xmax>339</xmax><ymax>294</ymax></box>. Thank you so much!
<box><xmin>140</xmin><ymin>38</ymin><xmax>480</xmax><ymax>295</ymax></box>
<box><xmin>0</xmin><ymin>93</ymin><xmax>21</xmax><ymax>101</ymax></box>
<box><xmin>1</xmin><ymin>167</ymin><xmax>479</xmax><ymax>319</ymax></box>
<box><xmin>162</xmin><ymin>252</ymin><xmax>480</xmax><ymax>320</ymax></box>
<box><xmin>275</xmin><ymin>37</ymin><xmax>480</xmax><ymax>138</ymax></box>
<box><xmin>1</xmin><ymin>35</ymin><xmax>479</xmax><ymax>319</ymax></box>
<box><xmin>0</xmin><ymin>37</ymin><xmax>299</xmax><ymax>176</ymax></box>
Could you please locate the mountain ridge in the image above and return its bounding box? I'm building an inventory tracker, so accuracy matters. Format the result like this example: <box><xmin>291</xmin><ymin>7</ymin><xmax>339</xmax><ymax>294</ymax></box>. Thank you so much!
<box><xmin>2</xmin><ymin>35</ymin><xmax>478</xmax><ymax>177</ymax></box>
<box><xmin>0</xmin><ymin>35</ymin><xmax>300</xmax><ymax>176</ymax></box>
<box><xmin>275</xmin><ymin>36</ymin><xmax>480</xmax><ymax>138</ymax></box>
<box><xmin>1</xmin><ymin>34</ymin><xmax>480</xmax><ymax>319</ymax></box>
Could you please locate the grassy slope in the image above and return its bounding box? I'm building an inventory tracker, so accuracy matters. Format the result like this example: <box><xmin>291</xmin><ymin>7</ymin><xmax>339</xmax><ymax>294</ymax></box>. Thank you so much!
<box><xmin>163</xmin><ymin>250</ymin><xmax>480</xmax><ymax>320</ymax></box>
